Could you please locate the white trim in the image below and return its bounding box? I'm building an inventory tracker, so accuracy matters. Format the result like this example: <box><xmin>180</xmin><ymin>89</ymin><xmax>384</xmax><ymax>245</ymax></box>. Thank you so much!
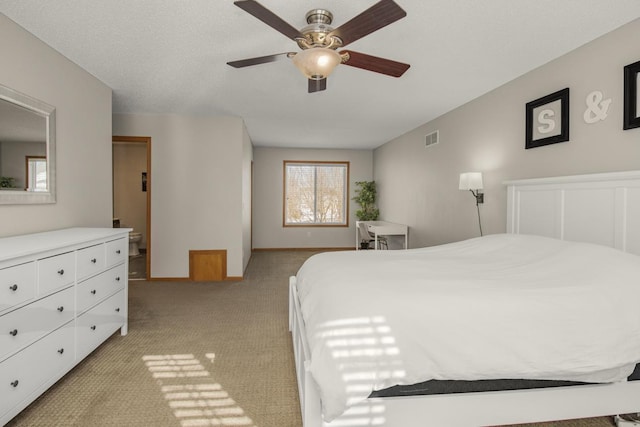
<box><xmin>503</xmin><ymin>170</ymin><xmax>640</xmax><ymax>186</ymax></box>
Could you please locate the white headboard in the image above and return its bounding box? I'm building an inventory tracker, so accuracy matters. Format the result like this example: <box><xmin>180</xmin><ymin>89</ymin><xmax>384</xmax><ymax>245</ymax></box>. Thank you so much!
<box><xmin>505</xmin><ymin>170</ymin><xmax>640</xmax><ymax>256</ymax></box>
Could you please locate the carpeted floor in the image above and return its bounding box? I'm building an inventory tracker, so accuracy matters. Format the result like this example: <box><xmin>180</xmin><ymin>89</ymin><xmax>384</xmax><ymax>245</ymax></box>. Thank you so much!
<box><xmin>128</xmin><ymin>251</ymin><xmax>146</xmax><ymax>280</ymax></box>
<box><xmin>6</xmin><ymin>251</ymin><xmax>619</xmax><ymax>427</ymax></box>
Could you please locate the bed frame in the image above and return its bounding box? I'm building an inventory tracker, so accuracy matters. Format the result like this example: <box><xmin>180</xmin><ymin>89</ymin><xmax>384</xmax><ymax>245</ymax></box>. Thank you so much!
<box><xmin>289</xmin><ymin>170</ymin><xmax>640</xmax><ymax>427</ymax></box>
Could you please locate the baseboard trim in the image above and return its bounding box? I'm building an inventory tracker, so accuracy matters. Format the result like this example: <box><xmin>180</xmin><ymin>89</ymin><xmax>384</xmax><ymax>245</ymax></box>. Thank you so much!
<box><xmin>148</xmin><ymin>276</ymin><xmax>244</xmax><ymax>282</ymax></box>
<box><xmin>252</xmin><ymin>247</ymin><xmax>354</xmax><ymax>252</ymax></box>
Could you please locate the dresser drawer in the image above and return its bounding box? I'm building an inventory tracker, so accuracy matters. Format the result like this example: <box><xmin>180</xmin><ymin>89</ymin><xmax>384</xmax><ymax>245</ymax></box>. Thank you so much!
<box><xmin>0</xmin><ymin>322</ymin><xmax>74</xmax><ymax>419</ymax></box>
<box><xmin>77</xmin><ymin>264</ymin><xmax>126</xmax><ymax>314</ymax></box>
<box><xmin>0</xmin><ymin>262</ymin><xmax>36</xmax><ymax>314</ymax></box>
<box><xmin>0</xmin><ymin>287</ymin><xmax>74</xmax><ymax>362</ymax></box>
<box><xmin>76</xmin><ymin>290</ymin><xmax>125</xmax><ymax>359</ymax></box>
<box><xmin>76</xmin><ymin>243</ymin><xmax>105</xmax><ymax>281</ymax></box>
<box><xmin>105</xmin><ymin>237</ymin><xmax>127</xmax><ymax>268</ymax></box>
<box><xmin>37</xmin><ymin>252</ymin><xmax>75</xmax><ymax>296</ymax></box>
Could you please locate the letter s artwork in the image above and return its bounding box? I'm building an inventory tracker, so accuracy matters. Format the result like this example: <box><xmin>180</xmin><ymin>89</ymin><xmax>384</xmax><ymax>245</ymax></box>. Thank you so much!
<box><xmin>537</xmin><ymin>109</ymin><xmax>556</xmax><ymax>134</ymax></box>
<box><xmin>532</xmin><ymin>99</ymin><xmax>562</xmax><ymax>140</ymax></box>
<box><xmin>525</xmin><ymin>88</ymin><xmax>569</xmax><ymax>149</ymax></box>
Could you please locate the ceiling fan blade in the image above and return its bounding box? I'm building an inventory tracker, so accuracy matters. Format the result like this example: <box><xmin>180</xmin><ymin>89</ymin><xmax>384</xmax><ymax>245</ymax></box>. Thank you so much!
<box><xmin>227</xmin><ymin>53</ymin><xmax>293</xmax><ymax>68</ymax></box>
<box><xmin>308</xmin><ymin>78</ymin><xmax>327</xmax><ymax>93</ymax></box>
<box><xmin>233</xmin><ymin>0</ymin><xmax>304</xmax><ymax>41</ymax></box>
<box><xmin>328</xmin><ymin>0</ymin><xmax>406</xmax><ymax>47</ymax></box>
<box><xmin>341</xmin><ymin>50</ymin><xmax>410</xmax><ymax>77</ymax></box>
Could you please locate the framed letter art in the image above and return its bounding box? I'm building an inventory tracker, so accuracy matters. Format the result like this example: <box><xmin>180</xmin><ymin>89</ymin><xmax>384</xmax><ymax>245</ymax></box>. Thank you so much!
<box><xmin>525</xmin><ymin>88</ymin><xmax>569</xmax><ymax>149</ymax></box>
<box><xmin>623</xmin><ymin>60</ymin><xmax>640</xmax><ymax>130</ymax></box>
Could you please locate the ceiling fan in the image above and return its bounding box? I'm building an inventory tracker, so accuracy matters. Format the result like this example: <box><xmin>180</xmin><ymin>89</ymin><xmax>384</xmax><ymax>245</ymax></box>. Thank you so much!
<box><xmin>227</xmin><ymin>0</ymin><xmax>410</xmax><ymax>93</ymax></box>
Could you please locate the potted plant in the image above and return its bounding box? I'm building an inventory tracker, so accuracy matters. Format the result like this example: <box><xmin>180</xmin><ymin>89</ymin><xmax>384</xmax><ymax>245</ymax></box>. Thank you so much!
<box><xmin>353</xmin><ymin>180</ymin><xmax>380</xmax><ymax>221</ymax></box>
<box><xmin>0</xmin><ymin>176</ymin><xmax>16</xmax><ymax>189</ymax></box>
<box><xmin>353</xmin><ymin>181</ymin><xmax>380</xmax><ymax>249</ymax></box>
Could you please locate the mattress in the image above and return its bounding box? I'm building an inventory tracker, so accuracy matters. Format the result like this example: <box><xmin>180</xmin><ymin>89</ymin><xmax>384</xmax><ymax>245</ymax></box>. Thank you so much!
<box><xmin>370</xmin><ymin>358</ymin><xmax>640</xmax><ymax>398</ymax></box>
<box><xmin>294</xmin><ymin>234</ymin><xmax>640</xmax><ymax>421</ymax></box>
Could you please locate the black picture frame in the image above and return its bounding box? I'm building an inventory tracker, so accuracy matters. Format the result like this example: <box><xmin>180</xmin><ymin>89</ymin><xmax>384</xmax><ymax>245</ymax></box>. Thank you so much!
<box><xmin>623</xmin><ymin>60</ymin><xmax>640</xmax><ymax>130</ymax></box>
<box><xmin>525</xmin><ymin>88</ymin><xmax>570</xmax><ymax>149</ymax></box>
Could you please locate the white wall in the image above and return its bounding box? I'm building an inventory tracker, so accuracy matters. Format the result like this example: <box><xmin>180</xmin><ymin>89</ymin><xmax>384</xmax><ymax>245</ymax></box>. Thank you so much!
<box><xmin>113</xmin><ymin>114</ymin><xmax>251</xmax><ymax>278</ymax></box>
<box><xmin>0</xmin><ymin>14</ymin><xmax>113</xmax><ymax>237</ymax></box>
<box><xmin>374</xmin><ymin>18</ymin><xmax>640</xmax><ymax>248</ymax></box>
<box><xmin>241</xmin><ymin>123</ymin><xmax>252</xmax><ymax>273</ymax></box>
<box><xmin>252</xmin><ymin>147</ymin><xmax>373</xmax><ymax>249</ymax></box>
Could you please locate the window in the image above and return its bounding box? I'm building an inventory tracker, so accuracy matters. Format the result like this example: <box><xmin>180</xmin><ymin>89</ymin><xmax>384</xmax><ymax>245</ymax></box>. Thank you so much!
<box><xmin>25</xmin><ymin>156</ymin><xmax>47</xmax><ymax>192</ymax></box>
<box><xmin>284</xmin><ymin>161</ymin><xmax>349</xmax><ymax>226</ymax></box>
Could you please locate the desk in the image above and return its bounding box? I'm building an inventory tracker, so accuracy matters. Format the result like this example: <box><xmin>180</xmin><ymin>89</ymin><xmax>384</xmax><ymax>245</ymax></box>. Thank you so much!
<box><xmin>356</xmin><ymin>221</ymin><xmax>408</xmax><ymax>250</ymax></box>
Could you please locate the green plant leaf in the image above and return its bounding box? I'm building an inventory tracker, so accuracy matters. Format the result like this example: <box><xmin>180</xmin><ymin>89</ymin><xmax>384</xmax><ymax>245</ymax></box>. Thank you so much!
<box><xmin>353</xmin><ymin>181</ymin><xmax>379</xmax><ymax>221</ymax></box>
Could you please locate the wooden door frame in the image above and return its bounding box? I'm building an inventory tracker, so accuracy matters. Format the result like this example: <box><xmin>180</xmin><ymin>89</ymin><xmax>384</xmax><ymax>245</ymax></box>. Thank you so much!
<box><xmin>251</xmin><ymin>160</ymin><xmax>254</xmax><ymax>251</ymax></box>
<box><xmin>112</xmin><ymin>135</ymin><xmax>152</xmax><ymax>280</ymax></box>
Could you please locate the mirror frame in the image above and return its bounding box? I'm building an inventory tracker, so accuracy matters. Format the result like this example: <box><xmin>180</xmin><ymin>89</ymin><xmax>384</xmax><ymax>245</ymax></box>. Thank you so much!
<box><xmin>0</xmin><ymin>84</ymin><xmax>56</xmax><ymax>204</ymax></box>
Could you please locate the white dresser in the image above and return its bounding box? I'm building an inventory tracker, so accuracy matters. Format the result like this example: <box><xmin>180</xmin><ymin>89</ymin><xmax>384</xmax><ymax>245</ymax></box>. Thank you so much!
<box><xmin>0</xmin><ymin>227</ymin><xmax>131</xmax><ymax>425</ymax></box>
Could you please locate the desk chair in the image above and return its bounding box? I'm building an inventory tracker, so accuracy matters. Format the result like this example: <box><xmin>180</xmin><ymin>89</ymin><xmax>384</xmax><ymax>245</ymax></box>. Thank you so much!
<box><xmin>358</xmin><ymin>222</ymin><xmax>388</xmax><ymax>250</ymax></box>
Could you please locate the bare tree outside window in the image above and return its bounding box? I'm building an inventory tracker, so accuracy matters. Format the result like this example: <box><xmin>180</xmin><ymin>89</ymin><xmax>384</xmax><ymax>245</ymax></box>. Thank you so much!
<box><xmin>284</xmin><ymin>161</ymin><xmax>349</xmax><ymax>226</ymax></box>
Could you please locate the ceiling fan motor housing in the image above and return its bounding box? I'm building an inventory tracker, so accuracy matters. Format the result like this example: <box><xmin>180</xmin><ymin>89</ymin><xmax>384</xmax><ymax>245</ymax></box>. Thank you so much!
<box><xmin>297</xmin><ymin>9</ymin><xmax>342</xmax><ymax>50</ymax></box>
<box><xmin>306</xmin><ymin>9</ymin><xmax>333</xmax><ymax>25</ymax></box>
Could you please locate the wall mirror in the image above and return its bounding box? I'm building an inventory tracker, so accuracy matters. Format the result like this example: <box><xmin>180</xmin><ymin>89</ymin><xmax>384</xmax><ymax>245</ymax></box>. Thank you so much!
<box><xmin>0</xmin><ymin>84</ymin><xmax>56</xmax><ymax>204</ymax></box>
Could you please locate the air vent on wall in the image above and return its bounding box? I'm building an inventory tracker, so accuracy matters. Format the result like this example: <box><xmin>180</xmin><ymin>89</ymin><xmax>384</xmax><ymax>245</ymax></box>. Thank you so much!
<box><xmin>425</xmin><ymin>130</ymin><xmax>439</xmax><ymax>148</ymax></box>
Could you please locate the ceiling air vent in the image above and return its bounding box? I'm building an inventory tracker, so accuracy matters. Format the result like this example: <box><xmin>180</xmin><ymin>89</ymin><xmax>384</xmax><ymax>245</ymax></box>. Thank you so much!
<box><xmin>425</xmin><ymin>130</ymin><xmax>439</xmax><ymax>148</ymax></box>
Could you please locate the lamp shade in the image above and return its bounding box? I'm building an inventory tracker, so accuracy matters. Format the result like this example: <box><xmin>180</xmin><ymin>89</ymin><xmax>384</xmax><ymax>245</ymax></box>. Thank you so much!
<box><xmin>292</xmin><ymin>48</ymin><xmax>342</xmax><ymax>80</ymax></box>
<box><xmin>459</xmin><ymin>172</ymin><xmax>483</xmax><ymax>190</ymax></box>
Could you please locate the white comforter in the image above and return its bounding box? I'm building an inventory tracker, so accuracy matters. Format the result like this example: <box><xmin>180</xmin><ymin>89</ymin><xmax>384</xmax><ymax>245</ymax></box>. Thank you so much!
<box><xmin>295</xmin><ymin>234</ymin><xmax>640</xmax><ymax>421</ymax></box>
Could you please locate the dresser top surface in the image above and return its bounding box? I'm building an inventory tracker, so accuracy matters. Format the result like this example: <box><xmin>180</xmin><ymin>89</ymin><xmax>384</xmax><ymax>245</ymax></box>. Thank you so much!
<box><xmin>0</xmin><ymin>227</ymin><xmax>132</xmax><ymax>263</ymax></box>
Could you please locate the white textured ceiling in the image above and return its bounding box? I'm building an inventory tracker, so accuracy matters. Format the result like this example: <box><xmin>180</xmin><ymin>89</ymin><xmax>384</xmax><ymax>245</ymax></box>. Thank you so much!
<box><xmin>1</xmin><ymin>1</ymin><xmax>639</xmax><ymax>149</ymax></box>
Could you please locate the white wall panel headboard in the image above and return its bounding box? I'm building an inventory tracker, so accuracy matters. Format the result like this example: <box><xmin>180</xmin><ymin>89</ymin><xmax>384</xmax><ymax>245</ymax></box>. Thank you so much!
<box><xmin>505</xmin><ymin>171</ymin><xmax>640</xmax><ymax>256</ymax></box>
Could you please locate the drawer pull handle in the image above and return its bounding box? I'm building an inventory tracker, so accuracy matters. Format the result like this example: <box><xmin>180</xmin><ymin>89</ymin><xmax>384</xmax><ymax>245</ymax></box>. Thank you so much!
<box><xmin>116</xmin><ymin>250</ymin><xmax>121</xmax><ymax>254</ymax></box>
<box><xmin>115</xmin><ymin>276</ymin><xmax>121</xmax><ymax>282</ymax></box>
<box><xmin>115</xmin><ymin>307</ymin><xmax>120</xmax><ymax>312</ymax></box>
<box><xmin>57</xmin><ymin>269</ymin><xmax>64</xmax><ymax>275</ymax></box>
<box><xmin>91</xmin><ymin>289</ymin><xmax>97</xmax><ymax>295</ymax></box>
<box><xmin>58</xmin><ymin>348</ymin><xmax>64</xmax><ymax>354</ymax></box>
<box><xmin>91</xmin><ymin>325</ymin><xmax>96</xmax><ymax>330</ymax></box>
<box><xmin>57</xmin><ymin>306</ymin><xmax>64</xmax><ymax>312</ymax></box>
<box><xmin>10</xmin><ymin>380</ymin><xmax>19</xmax><ymax>388</ymax></box>
<box><xmin>91</xmin><ymin>258</ymin><xmax>97</xmax><ymax>264</ymax></box>
<box><xmin>9</xmin><ymin>329</ymin><xmax>18</xmax><ymax>336</ymax></box>
<box><xmin>9</xmin><ymin>284</ymin><xmax>18</xmax><ymax>291</ymax></box>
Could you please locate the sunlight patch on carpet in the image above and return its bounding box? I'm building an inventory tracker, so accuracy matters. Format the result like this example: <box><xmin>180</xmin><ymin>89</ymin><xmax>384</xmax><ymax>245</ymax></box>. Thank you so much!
<box><xmin>143</xmin><ymin>354</ymin><xmax>256</xmax><ymax>426</ymax></box>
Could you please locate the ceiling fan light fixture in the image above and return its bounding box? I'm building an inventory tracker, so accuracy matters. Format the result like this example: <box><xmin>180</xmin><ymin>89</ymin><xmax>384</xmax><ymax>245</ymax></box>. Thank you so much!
<box><xmin>292</xmin><ymin>48</ymin><xmax>342</xmax><ymax>80</ymax></box>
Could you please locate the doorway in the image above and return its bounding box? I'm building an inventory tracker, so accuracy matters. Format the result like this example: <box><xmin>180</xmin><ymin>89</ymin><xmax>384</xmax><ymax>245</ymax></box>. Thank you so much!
<box><xmin>112</xmin><ymin>136</ymin><xmax>151</xmax><ymax>280</ymax></box>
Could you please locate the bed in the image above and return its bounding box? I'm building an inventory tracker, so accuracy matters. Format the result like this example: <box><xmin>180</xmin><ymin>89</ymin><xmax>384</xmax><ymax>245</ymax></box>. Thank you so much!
<box><xmin>289</xmin><ymin>170</ymin><xmax>640</xmax><ymax>427</ymax></box>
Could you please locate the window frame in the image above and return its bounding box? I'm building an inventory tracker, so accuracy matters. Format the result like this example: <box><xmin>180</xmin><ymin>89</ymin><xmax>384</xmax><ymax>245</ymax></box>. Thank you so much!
<box><xmin>25</xmin><ymin>155</ymin><xmax>47</xmax><ymax>192</ymax></box>
<box><xmin>282</xmin><ymin>160</ymin><xmax>350</xmax><ymax>227</ymax></box>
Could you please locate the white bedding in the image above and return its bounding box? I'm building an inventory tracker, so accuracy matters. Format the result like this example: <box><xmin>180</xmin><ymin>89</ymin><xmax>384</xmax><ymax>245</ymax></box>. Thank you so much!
<box><xmin>294</xmin><ymin>234</ymin><xmax>640</xmax><ymax>421</ymax></box>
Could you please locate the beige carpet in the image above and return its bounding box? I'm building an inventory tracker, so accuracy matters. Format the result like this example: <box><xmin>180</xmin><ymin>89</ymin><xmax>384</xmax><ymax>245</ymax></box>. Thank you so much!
<box><xmin>6</xmin><ymin>251</ymin><xmax>618</xmax><ymax>427</ymax></box>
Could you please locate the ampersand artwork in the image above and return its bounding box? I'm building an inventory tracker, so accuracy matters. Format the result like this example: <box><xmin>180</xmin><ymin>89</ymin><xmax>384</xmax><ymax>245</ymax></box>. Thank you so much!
<box><xmin>584</xmin><ymin>90</ymin><xmax>611</xmax><ymax>124</ymax></box>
